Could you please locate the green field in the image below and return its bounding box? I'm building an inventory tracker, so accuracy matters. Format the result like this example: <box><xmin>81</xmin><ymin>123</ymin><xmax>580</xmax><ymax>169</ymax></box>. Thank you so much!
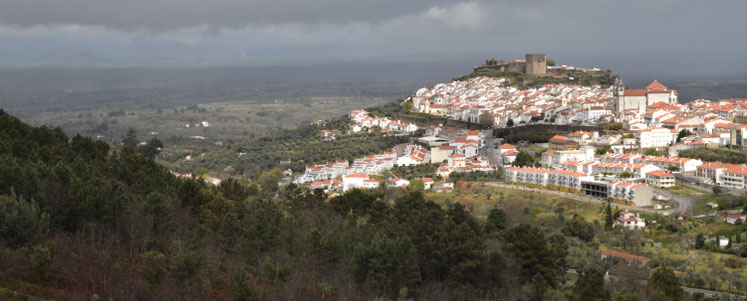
<box><xmin>665</xmin><ymin>183</ymin><xmax>708</xmax><ymax>197</ymax></box>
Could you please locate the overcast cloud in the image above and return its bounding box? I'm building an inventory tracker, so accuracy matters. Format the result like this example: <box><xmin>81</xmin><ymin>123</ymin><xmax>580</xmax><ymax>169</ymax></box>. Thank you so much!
<box><xmin>0</xmin><ymin>0</ymin><xmax>745</xmax><ymax>77</ymax></box>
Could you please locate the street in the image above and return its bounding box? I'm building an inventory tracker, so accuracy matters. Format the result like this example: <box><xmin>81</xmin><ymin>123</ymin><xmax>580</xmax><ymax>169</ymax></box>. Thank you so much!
<box><xmin>481</xmin><ymin>128</ymin><xmax>502</xmax><ymax>166</ymax></box>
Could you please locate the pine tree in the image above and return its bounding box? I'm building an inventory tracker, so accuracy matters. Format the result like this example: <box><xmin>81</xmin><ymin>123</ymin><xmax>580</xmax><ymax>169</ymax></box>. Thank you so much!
<box><xmin>604</xmin><ymin>199</ymin><xmax>614</xmax><ymax>231</ymax></box>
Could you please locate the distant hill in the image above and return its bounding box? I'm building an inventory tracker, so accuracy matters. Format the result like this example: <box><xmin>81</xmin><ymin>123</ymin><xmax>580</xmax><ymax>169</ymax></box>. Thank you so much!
<box><xmin>26</xmin><ymin>48</ymin><xmax>112</xmax><ymax>68</ymax></box>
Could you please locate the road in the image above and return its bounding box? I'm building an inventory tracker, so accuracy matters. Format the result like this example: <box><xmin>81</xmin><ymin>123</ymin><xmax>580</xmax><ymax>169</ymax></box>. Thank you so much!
<box><xmin>481</xmin><ymin>128</ymin><xmax>502</xmax><ymax>166</ymax></box>
<box><xmin>566</xmin><ymin>269</ymin><xmax>746</xmax><ymax>299</ymax></box>
<box><xmin>651</xmin><ymin>187</ymin><xmax>713</xmax><ymax>214</ymax></box>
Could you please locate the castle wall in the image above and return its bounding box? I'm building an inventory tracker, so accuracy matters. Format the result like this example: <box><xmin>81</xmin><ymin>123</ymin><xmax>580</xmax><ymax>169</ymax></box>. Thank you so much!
<box><xmin>506</xmin><ymin>62</ymin><xmax>525</xmax><ymax>73</ymax></box>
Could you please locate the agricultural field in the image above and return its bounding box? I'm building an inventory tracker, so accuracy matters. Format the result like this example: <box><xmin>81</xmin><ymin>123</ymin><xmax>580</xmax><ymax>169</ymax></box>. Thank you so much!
<box><xmin>20</xmin><ymin>95</ymin><xmax>390</xmax><ymax>146</ymax></box>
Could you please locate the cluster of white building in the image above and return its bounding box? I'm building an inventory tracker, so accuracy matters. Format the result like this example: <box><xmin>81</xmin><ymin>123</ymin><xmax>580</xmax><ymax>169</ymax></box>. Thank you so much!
<box><xmin>411</xmin><ymin>76</ymin><xmax>615</xmax><ymax>126</ymax></box>
<box><xmin>294</xmin><ymin>144</ymin><xmax>431</xmax><ymax>189</ymax></box>
<box><xmin>348</xmin><ymin>110</ymin><xmax>419</xmax><ymax>134</ymax></box>
<box><xmin>421</xmin><ymin>128</ymin><xmax>499</xmax><ymax>177</ymax></box>
<box><xmin>501</xmin><ymin>149</ymin><xmax>742</xmax><ymax>207</ymax></box>
<box><xmin>616</xmin><ymin>81</ymin><xmax>746</xmax><ymax>149</ymax></box>
<box><xmin>505</xmin><ymin>166</ymin><xmax>654</xmax><ymax>207</ymax></box>
<box><xmin>410</xmin><ymin>76</ymin><xmax>746</xmax><ymax>151</ymax></box>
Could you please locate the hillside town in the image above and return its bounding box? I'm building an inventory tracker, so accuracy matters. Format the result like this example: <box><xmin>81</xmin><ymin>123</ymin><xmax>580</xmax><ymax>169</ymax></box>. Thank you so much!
<box><xmin>411</xmin><ymin>76</ymin><xmax>616</xmax><ymax>126</ymax></box>
<box><xmin>173</xmin><ymin>71</ymin><xmax>746</xmax><ymax>235</ymax></box>
<box><xmin>277</xmin><ymin>75</ymin><xmax>746</xmax><ymax>232</ymax></box>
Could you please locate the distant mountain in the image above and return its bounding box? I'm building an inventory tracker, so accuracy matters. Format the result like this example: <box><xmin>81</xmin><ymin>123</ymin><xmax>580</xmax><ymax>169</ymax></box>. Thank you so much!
<box><xmin>27</xmin><ymin>48</ymin><xmax>111</xmax><ymax>68</ymax></box>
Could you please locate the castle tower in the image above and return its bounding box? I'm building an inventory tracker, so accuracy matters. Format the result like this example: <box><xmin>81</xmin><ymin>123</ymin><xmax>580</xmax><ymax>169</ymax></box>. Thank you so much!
<box><xmin>614</xmin><ymin>77</ymin><xmax>625</xmax><ymax>113</ymax></box>
<box><xmin>525</xmin><ymin>53</ymin><xmax>547</xmax><ymax>75</ymax></box>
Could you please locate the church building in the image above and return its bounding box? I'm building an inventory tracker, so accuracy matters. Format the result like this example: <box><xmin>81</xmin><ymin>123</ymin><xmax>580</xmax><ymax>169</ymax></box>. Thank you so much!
<box><xmin>615</xmin><ymin>79</ymin><xmax>678</xmax><ymax>114</ymax></box>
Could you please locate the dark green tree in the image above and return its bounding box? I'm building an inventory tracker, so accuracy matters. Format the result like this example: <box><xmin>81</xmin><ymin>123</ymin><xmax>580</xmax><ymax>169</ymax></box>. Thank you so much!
<box><xmin>512</xmin><ymin>152</ymin><xmax>534</xmax><ymax>167</ymax></box>
<box><xmin>502</xmin><ymin>224</ymin><xmax>567</xmax><ymax>287</ymax></box>
<box><xmin>712</xmin><ymin>186</ymin><xmax>722</xmax><ymax>196</ymax></box>
<box><xmin>604</xmin><ymin>199</ymin><xmax>614</xmax><ymax>231</ymax></box>
<box><xmin>486</xmin><ymin>206</ymin><xmax>507</xmax><ymax>233</ymax></box>
<box><xmin>0</xmin><ymin>192</ymin><xmax>49</xmax><ymax>248</ymax></box>
<box><xmin>695</xmin><ymin>233</ymin><xmax>705</xmax><ymax>249</ymax></box>
<box><xmin>30</xmin><ymin>244</ymin><xmax>53</xmax><ymax>279</ymax></box>
<box><xmin>122</xmin><ymin>128</ymin><xmax>139</xmax><ymax>149</ymax></box>
<box><xmin>676</xmin><ymin>129</ymin><xmax>692</xmax><ymax>142</ymax></box>
<box><xmin>219</xmin><ymin>178</ymin><xmax>250</xmax><ymax>201</ymax></box>
<box><xmin>139</xmin><ymin>251</ymin><xmax>167</xmax><ymax>290</ymax></box>
<box><xmin>138</xmin><ymin>137</ymin><xmax>164</xmax><ymax>159</ymax></box>
<box><xmin>144</xmin><ymin>192</ymin><xmax>174</xmax><ymax>239</ymax></box>
<box><xmin>353</xmin><ymin>234</ymin><xmax>421</xmax><ymax>296</ymax></box>
<box><xmin>571</xmin><ymin>267</ymin><xmax>610</xmax><ymax>300</ymax></box>
<box><xmin>507</xmin><ymin>118</ymin><xmax>515</xmax><ymax>127</ymax></box>
<box><xmin>527</xmin><ymin>272</ymin><xmax>549</xmax><ymax>300</ymax></box>
<box><xmin>562</xmin><ymin>215</ymin><xmax>595</xmax><ymax>242</ymax></box>
<box><xmin>232</xmin><ymin>268</ymin><xmax>261</xmax><ymax>301</ymax></box>
<box><xmin>649</xmin><ymin>267</ymin><xmax>684</xmax><ymax>300</ymax></box>
<box><xmin>257</xmin><ymin>169</ymin><xmax>281</xmax><ymax>195</ymax></box>
<box><xmin>172</xmin><ymin>251</ymin><xmax>203</xmax><ymax>285</ymax></box>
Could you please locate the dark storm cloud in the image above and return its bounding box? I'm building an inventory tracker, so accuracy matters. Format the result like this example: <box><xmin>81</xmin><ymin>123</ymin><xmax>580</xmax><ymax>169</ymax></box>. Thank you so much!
<box><xmin>0</xmin><ymin>0</ymin><xmax>745</xmax><ymax>77</ymax></box>
<box><xmin>0</xmin><ymin>0</ymin><xmax>465</xmax><ymax>31</ymax></box>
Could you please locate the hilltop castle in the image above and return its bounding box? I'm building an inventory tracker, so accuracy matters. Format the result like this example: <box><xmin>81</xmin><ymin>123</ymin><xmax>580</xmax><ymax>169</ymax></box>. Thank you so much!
<box><xmin>476</xmin><ymin>53</ymin><xmax>547</xmax><ymax>75</ymax></box>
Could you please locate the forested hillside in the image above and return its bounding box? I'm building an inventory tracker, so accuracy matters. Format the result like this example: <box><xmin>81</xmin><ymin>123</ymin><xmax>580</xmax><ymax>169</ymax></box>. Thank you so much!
<box><xmin>0</xmin><ymin>109</ymin><xmax>699</xmax><ymax>300</ymax></box>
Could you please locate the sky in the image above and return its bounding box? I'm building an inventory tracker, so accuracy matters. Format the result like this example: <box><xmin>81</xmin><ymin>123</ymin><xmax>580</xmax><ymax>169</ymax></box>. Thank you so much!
<box><xmin>0</xmin><ymin>0</ymin><xmax>746</xmax><ymax>78</ymax></box>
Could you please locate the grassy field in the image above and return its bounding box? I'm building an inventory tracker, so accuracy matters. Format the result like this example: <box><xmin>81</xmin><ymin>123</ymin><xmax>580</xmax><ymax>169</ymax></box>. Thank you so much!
<box><xmin>665</xmin><ymin>183</ymin><xmax>708</xmax><ymax>197</ymax></box>
<box><xmin>22</xmin><ymin>96</ymin><xmax>390</xmax><ymax>145</ymax></box>
<box><xmin>693</xmin><ymin>194</ymin><xmax>747</xmax><ymax>214</ymax></box>
<box><xmin>425</xmin><ymin>183</ymin><xmax>607</xmax><ymax>225</ymax></box>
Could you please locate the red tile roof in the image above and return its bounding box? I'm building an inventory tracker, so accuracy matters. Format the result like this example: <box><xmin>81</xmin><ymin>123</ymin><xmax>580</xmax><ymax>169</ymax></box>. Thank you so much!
<box><xmin>602</xmin><ymin>249</ymin><xmax>647</xmax><ymax>262</ymax></box>
<box><xmin>646</xmin><ymin>80</ymin><xmax>668</xmax><ymax>90</ymax></box>
<box><xmin>646</xmin><ymin>170</ymin><xmax>674</xmax><ymax>177</ymax></box>
<box><xmin>345</xmin><ymin>173</ymin><xmax>369</xmax><ymax>178</ymax></box>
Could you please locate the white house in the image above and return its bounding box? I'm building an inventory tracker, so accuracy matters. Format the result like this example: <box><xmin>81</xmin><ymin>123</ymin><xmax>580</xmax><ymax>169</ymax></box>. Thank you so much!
<box><xmin>343</xmin><ymin>173</ymin><xmax>380</xmax><ymax>191</ymax></box>
<box><xmin>636</xmin><ymin>127</ymin><xmax>674</xmax><ymax>148</ymax></box>
<box><xmin>614</xmin><ymin>211</ymin><xmax>646</xmax><ymax>229</ymax></box>
<box><xmin>387</xmin><ymin>178</ymin><xmax>410</xmax><ymax>188</ymax></box>
<box><xmin>645</xmin><ymin>171</ymin><xmax>675</xmax><ymax>188</ymax></box>
<box><xmin>726</xmin><ymin>214</ymin><xmax>747</xmax><ymax>225</ymax></box>
<box><xmin>419</xmin><ymin>178</ymin><xmax>435</xmax><ymax>190</ymax></box>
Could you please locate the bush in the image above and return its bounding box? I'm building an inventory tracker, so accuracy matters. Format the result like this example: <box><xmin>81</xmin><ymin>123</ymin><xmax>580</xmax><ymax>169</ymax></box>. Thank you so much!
<box><xmin>562</xmin><ymin>216</ymin><xmax>596</xmax><ymax>242</ymax></box>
